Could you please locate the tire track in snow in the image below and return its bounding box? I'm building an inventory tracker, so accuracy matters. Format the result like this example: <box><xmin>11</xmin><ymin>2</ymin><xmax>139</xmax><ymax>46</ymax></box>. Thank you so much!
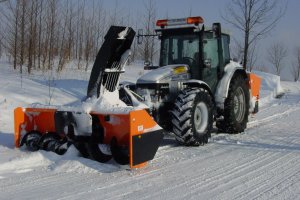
<box><xmin>247</xmin><ymin>105</ymin><xmax>300</xmax><ymax>129</ymax></box>
<box><xmin>180</xmin><ymin>151</ymin><xmax>290</xmax><ymax>199</ymax></box>
<box><xmin>0</xmin><ymin>163</ymin><xmax>123</xmax><ymax>200</ymax></box>
<box><xmin>115</xmin><ymin>130</ymin><xmax>296</xmax><ymax>198</ymax></box>
<box><xmin>51</xmin><ymin>148</ymin><xmax>267</xmax><ymax>200</ymax></box>
<box><xmin>131</xmin><ymin>151</ymin><xmax>273</xmax><ymax>200</ymax></box>
<box><xmin>253</xmin><ymin>167</ymin><xmax>300</xmax><ymax>200</ymax></box>
<box><xmin>256</xmin><ymin>170</ymin><xmax>300</xmax><ymax>200</ymax></box>
<box><xmin>0</xmin><ymin>172</ymin><xmax>97</xmax><ymax>199</ymax></box>
<box><xmin>233</xmin><ymin>155</ymin><xmax>300</xmax><ymax>200</ymax></box>
<box><xmin>220</xmin><ymin>153</ymin><xmax>300</xmax><ymax>200</ymax></box>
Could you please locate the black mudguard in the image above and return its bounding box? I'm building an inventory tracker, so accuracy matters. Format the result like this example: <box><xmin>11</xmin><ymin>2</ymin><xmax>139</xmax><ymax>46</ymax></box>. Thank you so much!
<box><xmin>131</xmin><ymin>130</ymin><xmax>164</xmax><ymax>167</ymax></box>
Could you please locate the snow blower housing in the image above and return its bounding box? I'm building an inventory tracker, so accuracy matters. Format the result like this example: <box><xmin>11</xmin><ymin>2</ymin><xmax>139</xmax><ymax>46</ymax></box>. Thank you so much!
<box><xmin>14</xmin><ymin>26</ymin><xmax>164</xmax><ymax>169</ymax></box>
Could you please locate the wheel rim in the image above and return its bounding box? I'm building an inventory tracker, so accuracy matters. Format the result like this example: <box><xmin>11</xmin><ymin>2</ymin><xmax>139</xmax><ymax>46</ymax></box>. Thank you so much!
<box><xmin>233</xmin><ymin>87</ymin><xmax>246</xmax><ymax>122</ymax></box>
<box><xmin>194</xmin><ymin>102</ymin><xmax>208</xmax><ymax>133</ymax></box>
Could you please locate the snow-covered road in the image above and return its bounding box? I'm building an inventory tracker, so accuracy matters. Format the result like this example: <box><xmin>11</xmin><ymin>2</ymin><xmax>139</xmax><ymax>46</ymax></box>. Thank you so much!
<box><xmin>0</xmin><ymin>62</ymin><xmax>300</xmax><ymax>199</ymax></box>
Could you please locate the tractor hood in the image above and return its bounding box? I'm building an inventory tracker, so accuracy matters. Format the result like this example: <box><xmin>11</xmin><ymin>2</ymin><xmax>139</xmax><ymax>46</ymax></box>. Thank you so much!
<box><xmin>137</xmin><ymin>64</ymin><xmax>190</xmax><ymax>84</ymax></box>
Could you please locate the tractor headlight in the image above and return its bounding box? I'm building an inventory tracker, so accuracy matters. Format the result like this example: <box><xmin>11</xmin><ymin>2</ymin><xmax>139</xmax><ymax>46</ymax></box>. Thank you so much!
<box><xmin>173</xmin><ymin>66</ymin><xmax>189</xmax><ymax>75</ymax></box>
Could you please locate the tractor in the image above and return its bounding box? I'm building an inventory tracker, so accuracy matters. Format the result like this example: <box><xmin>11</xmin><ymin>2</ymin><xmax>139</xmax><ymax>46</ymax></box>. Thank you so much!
<box><xmin>14</xmin><ymin>17</ymin><xmax>261</xmax><ymax>169</ymax></box>
<box><xmin>122</xmin><ymin>16</ymin><xmax>261</xmax><ymax>146</ymax></box>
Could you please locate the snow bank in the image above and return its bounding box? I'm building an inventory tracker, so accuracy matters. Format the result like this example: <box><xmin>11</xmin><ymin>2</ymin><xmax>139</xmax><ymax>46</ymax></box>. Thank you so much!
<box><xmin>0</xmin><ymin>151</ymin><xmax>54</xmax><ymax>174</ymax></box>
<box><xmin>253</xmin><ymin>70</ymin><xmax>285</xmax><ymax>107</ymax></box>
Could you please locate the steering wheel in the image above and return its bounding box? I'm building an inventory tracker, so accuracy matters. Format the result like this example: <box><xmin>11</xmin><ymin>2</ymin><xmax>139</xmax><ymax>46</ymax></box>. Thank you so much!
<box><xmin>182</xmin><ymin>57</ymin><xmax>196</xmax><ymax>66</ymax></box>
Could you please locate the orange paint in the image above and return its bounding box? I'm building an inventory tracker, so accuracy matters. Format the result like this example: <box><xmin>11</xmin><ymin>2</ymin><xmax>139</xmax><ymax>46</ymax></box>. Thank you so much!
<box><xmin>129</xmin><ymin>110</ymin><xmax>157</xmax><ymax>169</ymax></box>
<box><xmin>14</xmin><ymin>107</ymin><xmax>56</xmax><ymax>148</ymax></box>
<box><xmin>248</xmin><ymin>73</ymin><xmax>262</xmax><ymax>100</ymax></box>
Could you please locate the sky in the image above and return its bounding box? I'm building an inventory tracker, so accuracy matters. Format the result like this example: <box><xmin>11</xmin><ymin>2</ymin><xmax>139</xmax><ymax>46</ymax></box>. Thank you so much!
<box><xmin>1</xmin><ymin>0</ymin><xmax>298</xmax><ymax>80</ymax></box>
<box><xmin>99</xmin><ymin>0</ymin><xmax>300</xmax><ymax>80</ymax></box>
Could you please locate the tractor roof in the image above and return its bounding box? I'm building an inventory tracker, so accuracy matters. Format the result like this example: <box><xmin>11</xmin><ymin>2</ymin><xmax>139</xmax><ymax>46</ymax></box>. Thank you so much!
<box><xmin>155</xmin><ymin>16</ymin><xmax>230</xmax><ymax>35</ymax></box>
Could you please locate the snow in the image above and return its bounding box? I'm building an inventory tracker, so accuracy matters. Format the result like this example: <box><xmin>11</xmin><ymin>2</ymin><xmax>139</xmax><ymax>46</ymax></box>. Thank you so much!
<box><xmin>253</xmin><ymin>70</ymin><xmax>285</xmax><ymax>106</ymax></box>
<box><xmin>118</xmin><ymin>27</ymin><xmax>130</xmax><ymax>40</ymax></box>
<box><xmin>1</xmin><ymin>59</ymin><xmax>300</xmax><ymax>199</ymax></box>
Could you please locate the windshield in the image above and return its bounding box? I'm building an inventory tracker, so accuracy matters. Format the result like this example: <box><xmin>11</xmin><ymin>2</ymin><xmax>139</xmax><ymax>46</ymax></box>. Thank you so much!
<box><xmin>160</xmin><ymin>34</ymin><xmax>199</xmax><ymax>67</ymax></box>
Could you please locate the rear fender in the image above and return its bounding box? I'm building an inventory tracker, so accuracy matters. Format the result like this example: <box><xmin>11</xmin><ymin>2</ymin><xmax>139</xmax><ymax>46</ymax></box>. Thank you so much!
<box><xmin>214</xmin><ymin>62</ymin><xmax>247</xmax><ymax>109</ymax></box>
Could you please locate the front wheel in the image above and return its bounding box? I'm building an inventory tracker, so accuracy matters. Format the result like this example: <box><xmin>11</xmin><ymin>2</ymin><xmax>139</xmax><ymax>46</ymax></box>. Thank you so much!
<box><xmin>171</xmin><ymin>88</ymin><xmax>213</xmax><ymax>146</ymax></box>
<box><xmin>218</xmin><ymin>75</ymin><xmax>250</xmax><ymax>133</ymax></box>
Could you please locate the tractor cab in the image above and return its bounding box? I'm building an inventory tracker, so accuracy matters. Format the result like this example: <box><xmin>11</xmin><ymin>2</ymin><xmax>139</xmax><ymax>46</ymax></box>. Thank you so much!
<box><xmin>151</xmin><ymin>16</ymin><xmax>231</xmax><ymax>92</ymax></box>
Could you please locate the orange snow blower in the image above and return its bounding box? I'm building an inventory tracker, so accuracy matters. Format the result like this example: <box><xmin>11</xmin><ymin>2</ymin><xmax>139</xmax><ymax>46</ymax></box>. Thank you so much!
<box><xmin>14</xmin><ymin>26</ymin><xmax>164</xmax><ymax>169</ymax></box>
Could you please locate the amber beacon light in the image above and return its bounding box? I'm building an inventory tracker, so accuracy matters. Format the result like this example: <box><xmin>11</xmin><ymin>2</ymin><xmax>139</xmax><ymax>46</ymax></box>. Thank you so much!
<box><xmin>156</xmin><ymin>16</ymin><xmax>204</xmax><ymax>28</ymax></box>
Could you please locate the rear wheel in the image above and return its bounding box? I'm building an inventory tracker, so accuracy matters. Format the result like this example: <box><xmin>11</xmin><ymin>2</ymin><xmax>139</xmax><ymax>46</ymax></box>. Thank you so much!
<box><xmin>171</xmin><ymin>88</ymin><xmax>213</xmax><ymax>146</ymax></box>
<box><xmin>218</xmin><ymin>75</ymin><xmax>249</xmax><ymax>133</ymax></box>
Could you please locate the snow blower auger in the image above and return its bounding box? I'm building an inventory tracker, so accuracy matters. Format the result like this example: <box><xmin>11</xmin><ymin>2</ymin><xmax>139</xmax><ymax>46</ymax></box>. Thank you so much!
<box><xmin>14</xmin><ymin>26</ymin><xmax>164</xmax><ymax>169</ymax></box>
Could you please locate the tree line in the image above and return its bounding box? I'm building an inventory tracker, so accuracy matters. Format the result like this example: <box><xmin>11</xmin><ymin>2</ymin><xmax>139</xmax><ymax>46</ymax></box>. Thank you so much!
<box><xmin>0</xmin><ymin>0</ymin><xmax>158</xmax><ymax>74</ymax></box>
<box><xmin>0</xmin><ymin>0</ymin><xmax>299</xmax><ymax>81</ymax></box>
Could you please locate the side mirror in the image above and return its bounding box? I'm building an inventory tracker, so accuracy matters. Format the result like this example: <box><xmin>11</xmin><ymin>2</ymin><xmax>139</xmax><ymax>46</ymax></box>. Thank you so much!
<box><xmin>137</xmin><ymin>29</ymin><xmax>143</xmax><ymax>44</ymax></box>
<box><xmin>212</xmin><ymin>23</ymin><xmax>221</xmax><ymax>38</ymax></box>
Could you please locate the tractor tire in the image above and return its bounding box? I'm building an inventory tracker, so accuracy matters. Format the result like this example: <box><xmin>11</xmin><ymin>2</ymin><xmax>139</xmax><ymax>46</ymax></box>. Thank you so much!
<box><xmin>171</xmin><ymin>88</ymin><xmax>213</xmax><ymax>146</ymax></box>
<box><xmin>219</xmin><ymin>75</ymin><xmax>249</xmax><ymax>133</ymax></box>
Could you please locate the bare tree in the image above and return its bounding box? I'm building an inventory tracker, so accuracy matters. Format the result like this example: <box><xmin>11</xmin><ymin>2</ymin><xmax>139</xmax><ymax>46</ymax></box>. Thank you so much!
<box><xmin>248</xmin><ymin>43</ymin><xmax>259</xmax><ymax>71</ymax></box>
<box><xmin>19</xmin><ymin>0</ymin><xmax>28</xmax><ymax>74</ymax></box>
<box><xmin>0</xmin><ymin>0</ymin><xmax>132</xmax><ymax>74</ymax></box>
<box><xmin>139</xmin><ymin>0</ymin><xmax>157</xmax><ymax>63</ymax></box>
<box><xmin>66</xmin><ymin>0</ymin><xmax>75</xmax><ymax>60</ymax></box>
<box><xmin>230</xmin><ymin>38</ymin><xmax>243</xmax><ymax>63</ymax></box>
<box><xmin>0</xmin><ymin>36</ymin><xmax>2</xmax><ymax>59</ymax></box>
<box><xmin>267</xmin><ymin>42</ymin><xmax>287</xmax><ymax>76</ymax></box>
<box><xmin>76</xmin><ymin>0</ymin><xmax>86</xmax><ymax>69</ymax></box>
<box><xmin>223</xmin><ymin>0</ymin><xmax>287</xmax><ymax>70</ymax></box>
<box><xmin>46</xmin><ymin>0</ymin><xmax>58</xmax><ymax>70</ymax></box>
<box><xmin>252</xmin><ymin>63</ymin><xmax>269</xmax><ymax>73</ymax></box>
<box><xmin>0</xmin><ymin>12</ymin><xmax>3</xmax><ymax>58</ymax></box>
<box><xmin>57</xmin><ymin>0</ymin><xmax>69</xmax><ymax>72</ymax></box>
<box><xmin>111</xmin><ymin>0</ymin><xmax>118</xmax><ymax>24</ymax></box>
<box><xmin>37</xmin><ymin>0</ymin><xmax>44</xmax><ymax>69</ymax></box>
<box><xmin>28</xmin><ymin>0</ymin><xmax>38</xmax><ymax>73</ymax></box>
<box><xmin>4</xmin><ymin>0</ymin><xmax>21</xmax><ymax>69</ymax></box>
<box><xmin>291</xmin><ymin>47</ymin><xmax>300</xmax><ymax>82</ymax></box>
<box><xmin>93</xmin><ymin>0</ymin><xmax>106</xmax><ymax>59</ymax></box>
